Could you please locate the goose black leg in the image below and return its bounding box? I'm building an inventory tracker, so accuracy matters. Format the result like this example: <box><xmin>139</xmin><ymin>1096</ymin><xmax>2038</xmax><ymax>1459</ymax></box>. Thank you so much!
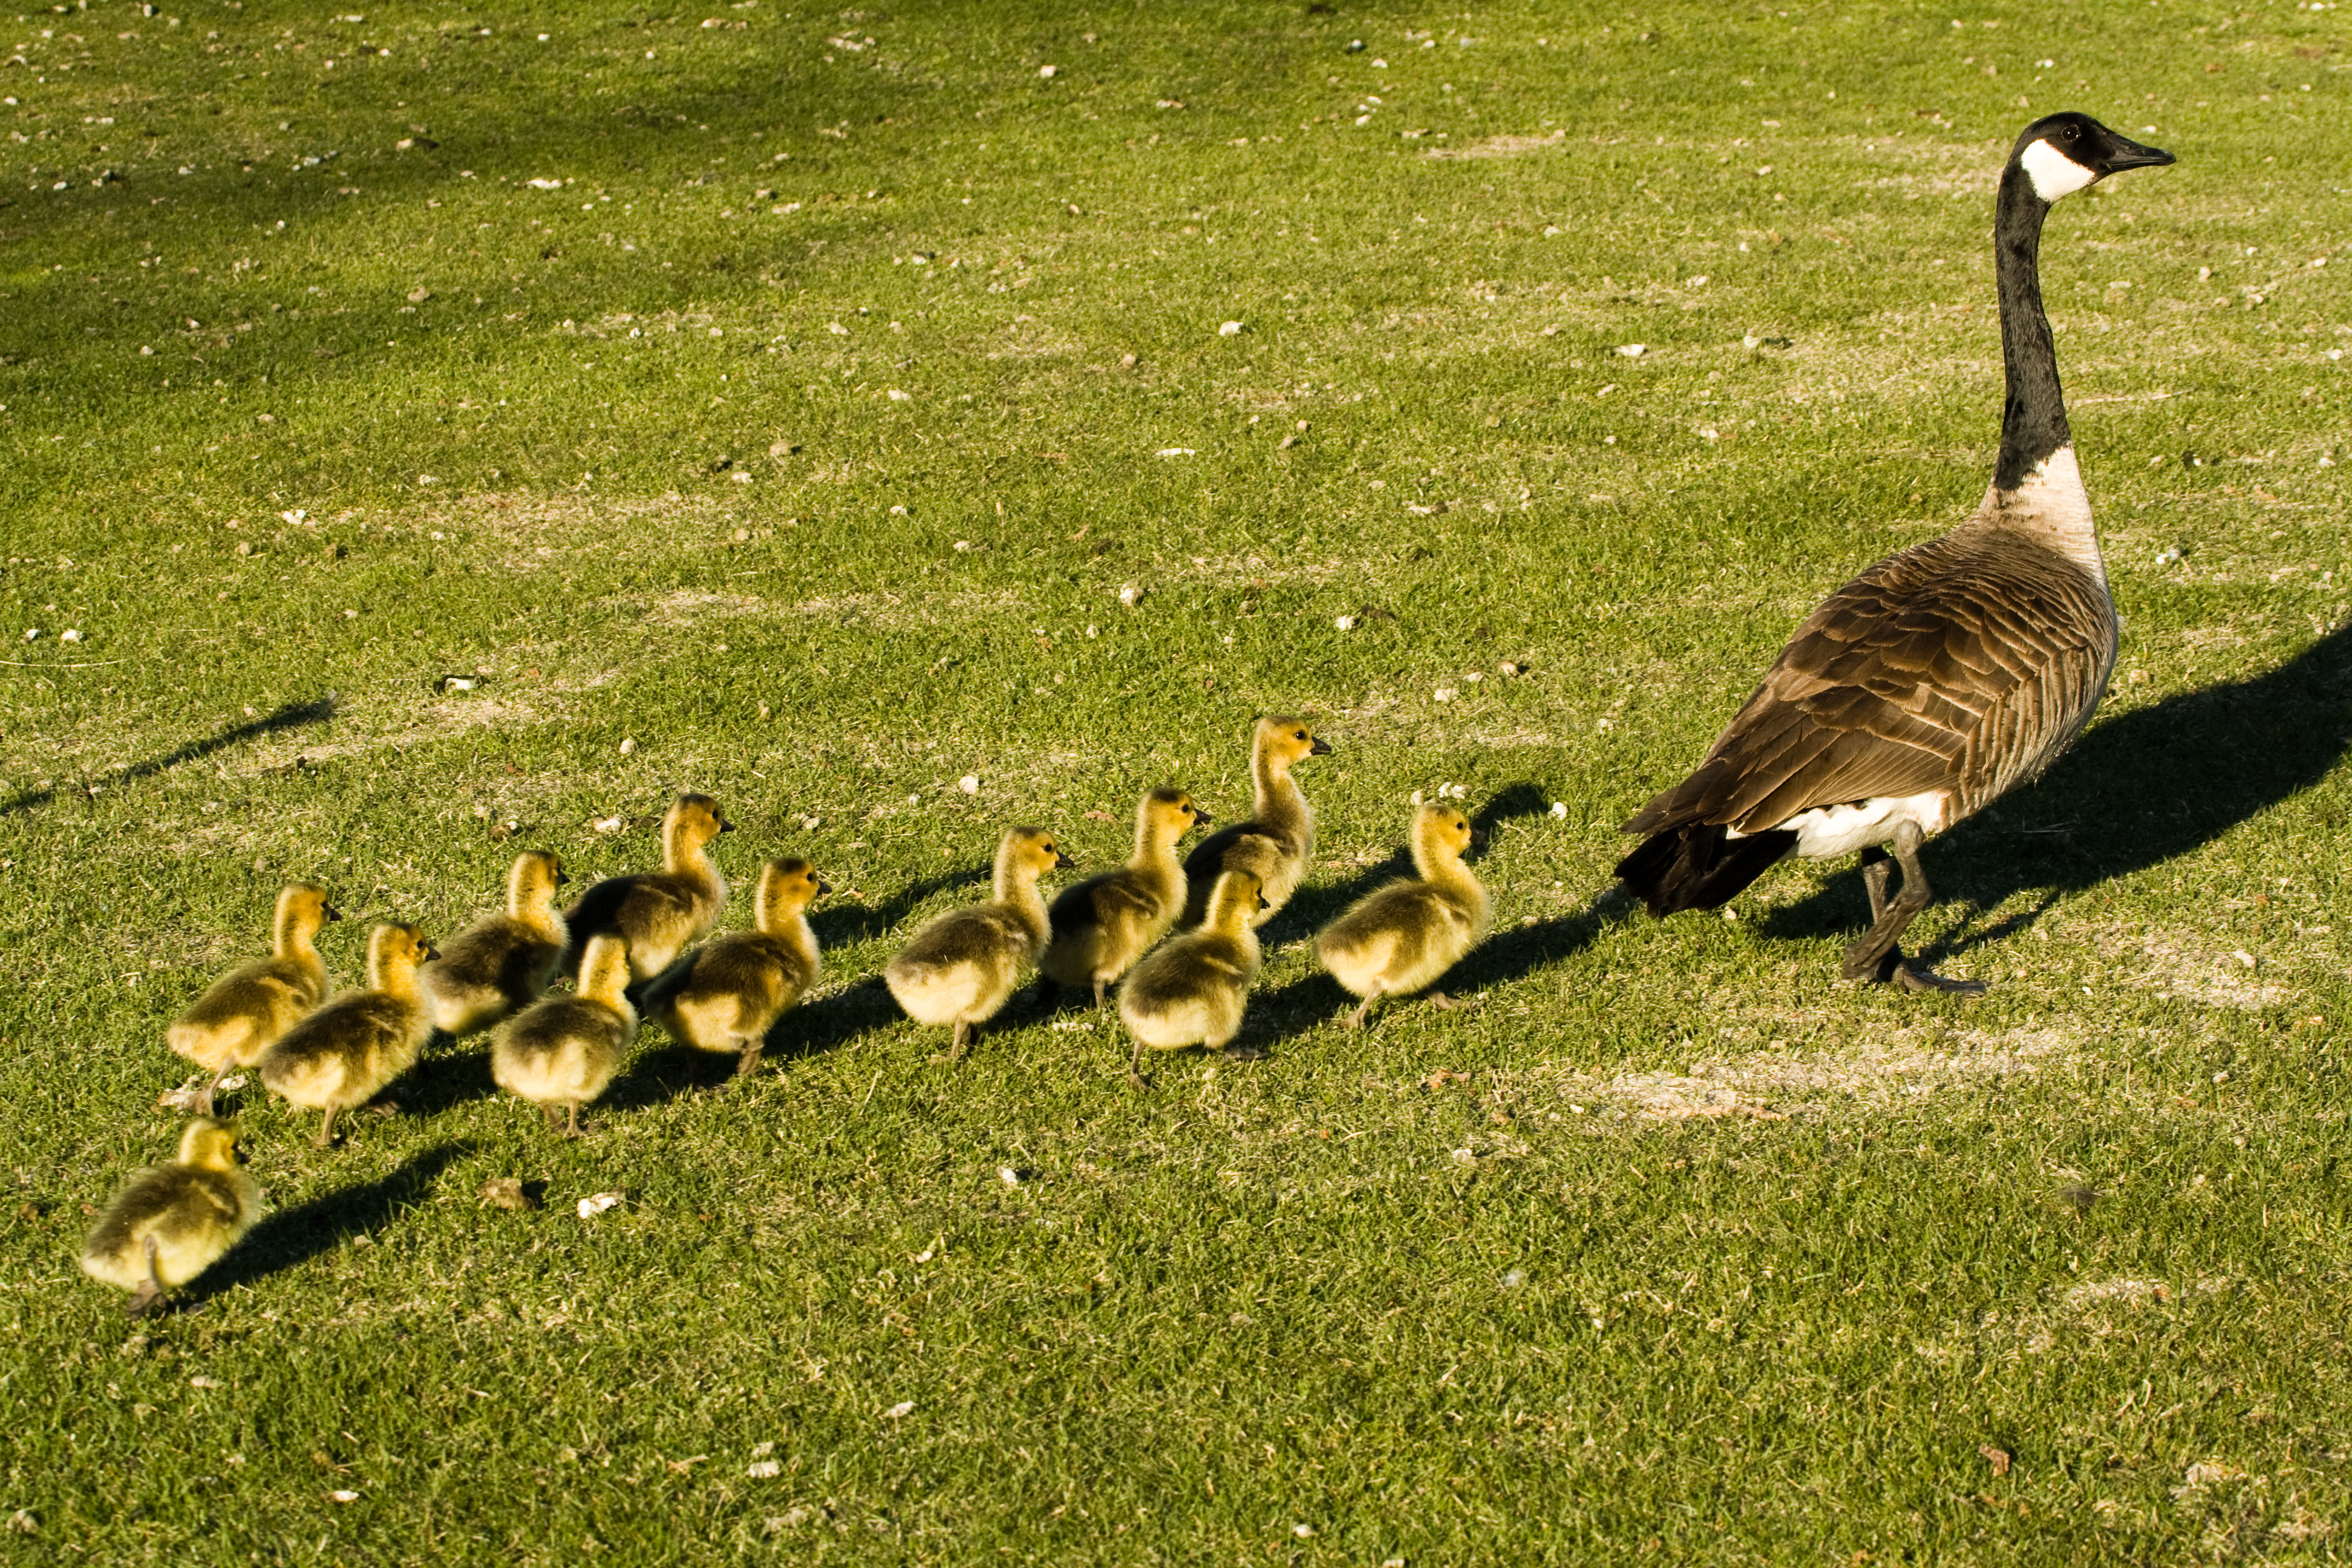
<box><xmin>1841</xmin><ymin>824</ymin><xmax>1984</xmax><ymax>995</ymax></box>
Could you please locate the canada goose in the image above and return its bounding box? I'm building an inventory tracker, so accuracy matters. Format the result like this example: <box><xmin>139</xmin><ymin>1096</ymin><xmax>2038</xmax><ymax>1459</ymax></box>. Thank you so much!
<box><xmin>80</xmin><ymin>1117</ymin><xmax>263</xmax><ymax>1318</ymax></box>
<box><xmin>1040</xmin><ymin>788</ymin><xmax>1212</xmax><ymax>1006</ymax></box>
<box><xmin>1615</xmin><ymin>114</ymin><xmax>2174</xmax><ymax>993</ymax></box>
<box><xmin>1315</xmin><ymin>803</ymin><xmax>1492</xmax><ymax>1027</ymax></box>
<box><xmin>1180</xmin><ymin>716</ymin><xmax>1331</xmax><ymax>926</ymax></box>
<box><xmin>1117</xmin><ymin>869</ymin><xmax>1268</xmax><ymax>1087</ymax></box>
<box><xmin>492</xmin><ymin>933</ymin><xmax>636</xmax><ymax>1137</ymax></box>
<box><xmin>884</xmin><ymin>826</ymin><xmax>1074</xmax><ymax>1059</ymax></box>
<box><xmin>165</xmin><ymin>883</ymin><xmax>339</xmax><ymax>1116</ymax></box>
<box><xmin>644</xmin><ymin>858</ymin><xmax>826</xmax><ymax>1076</ymax></box>
<box><xmin>256</xmin><ymin>922</ymin><xmax>437</xmax><ymax>1146</ymax></box>
<box><xmin>418</xmin><ymin>850</ymin><xmax>569</xmax><ymax>1037</ymax></box>
<box><xmin>563</xmin><ymin>793</ymin><xmax>732</xmax><ymax>982</ymax></box>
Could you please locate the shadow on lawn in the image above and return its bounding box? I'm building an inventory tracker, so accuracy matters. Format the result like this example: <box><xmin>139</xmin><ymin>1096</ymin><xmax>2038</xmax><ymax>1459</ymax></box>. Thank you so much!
<box><xmin>604</xmin><ymin>975</ymin><xmax>899</xmax><ymax>1109</ymax></box>
<box><xmin>813</xmin><ymin>866</ymin><xmax>991</xmax><ymax>947</ymax></box>
<box><xmin>186</xmin><ymin>1140</ymin><xmax>472</xmax><ymax>1305</ymax></box>
<box><xmin>1754</xmin><ymin>622</ymin><xmax>2352</xmax><ymax>962</ymax></box>
<box><xmin>0</xmin><ymin>694</ymin><xmax>338</xmax><ymax>817</ymax></box>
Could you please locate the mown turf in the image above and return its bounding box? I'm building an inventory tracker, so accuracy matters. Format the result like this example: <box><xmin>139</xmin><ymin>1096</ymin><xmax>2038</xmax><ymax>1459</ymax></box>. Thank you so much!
<box><xmin>3</xmin><ymin>0</ymin><xmax>2349</xmax><ymax>1561</ymax></box>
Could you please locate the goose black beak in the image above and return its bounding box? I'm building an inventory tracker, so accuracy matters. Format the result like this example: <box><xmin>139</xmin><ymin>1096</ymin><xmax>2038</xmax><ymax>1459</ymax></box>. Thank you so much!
<box><xmin>1054</xmin><ymin>850</ymin><xmax>1078</xmax><ymax>869</ymax></box>
<box><xmin>2103</xmin><ymin>136</ymin><xmax>2175</xmax><ymax>173</ymax></box>
<box><xmin>1308</xmin><ymin>737</ymin><xmax>1333</xmax><ymax>756</ymax></box>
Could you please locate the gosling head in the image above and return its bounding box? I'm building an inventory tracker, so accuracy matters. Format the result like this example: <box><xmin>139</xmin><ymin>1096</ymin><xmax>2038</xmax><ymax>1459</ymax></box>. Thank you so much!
<box><xmin>175</xmin><ymin>1116</ymin><xmax>244</xmax><ymax>1173</ymax></box>
<box><xmin>2011</xmin><ymin>113</ymin><xmax>2173</xmax><ymax>204</ymax></box>
<box><xmin>1206</xmin><ymin>869</ymin><xmax>1268</xmax><ymax>929</ymax></box>
<box><xmin>1413</xmin><ymin>803</ymin><xmax>1475</xmax><ymax>864</ymax></box>
<box><xmin>1141</xmin><ymin>786</ymin><xmax>1212</xmax><ymax>840</ymax></box>
<box><xmin>755</xmin><ymin>858</ymin><xmax>828</xmax><ymax>926</ymax></box>
<box><xmin>511</xmin><ymin>849</ymin><xmax>567</xmax><ymax>903</ymax></box>
<box><xmin>275</xmin><ymin>881</ymin><xmax>340</xmax><ymax>936</ymax></box>
<box><xmin>367</xmin><ymin>921</ymin><xmax>438</xmax><ymax>978</ymax></box>
<box><xmin>667</xmin><ymin>792</ymin><xmax>734</xmax><ymax>846</ymax></box>
<box><xmin>999</xmin><ymin>826</ymin><xmax>1077</xmax><ymax>884</ymax></box>
<box><xmin>1253</xmin><ymin>715</ymin><xmax>1333</xmax><ymax>770</ymax></box>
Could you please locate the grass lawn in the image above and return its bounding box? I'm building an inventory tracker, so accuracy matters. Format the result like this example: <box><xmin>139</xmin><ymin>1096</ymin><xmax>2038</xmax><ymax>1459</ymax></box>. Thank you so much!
<box><xmin>4</xmin><ymin>0</ymin><xmax>2350</xmax><ymax>1560</ymax></box>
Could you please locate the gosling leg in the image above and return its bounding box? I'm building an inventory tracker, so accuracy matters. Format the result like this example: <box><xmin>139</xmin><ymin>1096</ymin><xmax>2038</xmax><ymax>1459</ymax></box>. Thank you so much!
<box><xmin>946</xmin><ymin>1020</ymin><xmax>972</xmax><ymax>1062</ymax></box>
<box><xmin>315</xmin><ymin>1106</ymin><xmax>339</xmax><ymax>1149</ymax></box>
<box><xmin>1093</xmin><ymin>975</ymin><xmax>1108</xmax><ymax>1010</ymax></box>
<box><xmin>541</xmin><ymin>1103</ymin><xmax>564</xmax><ymax>1135</ymax></box>
<box><xmin>1126</xmin><ymin>1036</ymin><xmax>1152</xmax><ymax>1093</ymax></box>
<box><xmin>1345</xmin><ymin>982</ymin><xmax>1384</xmax><ymax>1031</ymax></box>
<box><xmin>734</xmin><ymin>1039</ymin><xmax>763</xmax><ymax>1077</ymax></box>
<box><xmin>197</xmin><ymin>1065</ymin><xmax>229</xmax><ymax>1118</ymax></box>
<box><xmin>126</xmin><ymin>1234</ymin><xmax>168</xmax><ymax>1319</ymax></box>
<box><xmin>564</xmin><ymin>1103</ymin><xmax>583</xmax><ymax>1139</ymax></box>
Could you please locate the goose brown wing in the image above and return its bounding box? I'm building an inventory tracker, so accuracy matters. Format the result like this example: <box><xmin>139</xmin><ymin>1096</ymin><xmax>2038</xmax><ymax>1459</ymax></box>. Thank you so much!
<box><xmin>1625</xmin><ymin>535</ymin><xmax>2114</xmax><ymax>835</ymax></box>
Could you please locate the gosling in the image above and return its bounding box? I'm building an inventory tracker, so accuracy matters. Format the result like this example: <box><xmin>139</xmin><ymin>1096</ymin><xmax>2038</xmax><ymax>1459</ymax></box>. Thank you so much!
<box><xmin>1314</xmin><ymin>803</ymin><xmax>1492</xmax><ymax>1028</ymax></box>
<box><xmin>418</xmin><ymin>849</ymin><xmax>570</xmax><ymax>1037</ymax></box>
<box><xmin>885</xmin><ymin>826</ymin><xmax>1074</xmax><ymax>1059</ymax></box>
<box><xmin>166</xmin><ymin>882</ymin><xmax>339</xmax><ymax>1116</ymax></box>
<box><xmin>1117</xmin><ymin>869</ymin><xmax>1268</xmax><ymax>1087</ymax></box>
<box><xmin>256</xmin><ymin>922</ymin><xmax>437</xmax><ymax>1147</ymax></box>
<box><xmin>1180</xmin><ymin>716</ymin><xmax>1331</xmax><ymax>927</ymax></box>
<box><xmin>492</xmin><ymin>933</ymin><xmax>636</xmax><ymax>1137</ymax></box>
<box><xmin>644</xmin><ymin>858</ymin><xmax>827</xmax><ymax>1077</ymax></box>
<box><xmin>563</xmin><ymin>792</ymin><xmax>733</xmax><ymax>982</ymax></box>
<box><xmin>80</xmin><ymin>1117</ymin><xmax>263</xmax><ymax>1318</ymax></box>
<box><xmin>1039</xmin><ymin>788</ymin><xmax>1211</xmax><ymax>1007</ymax></box>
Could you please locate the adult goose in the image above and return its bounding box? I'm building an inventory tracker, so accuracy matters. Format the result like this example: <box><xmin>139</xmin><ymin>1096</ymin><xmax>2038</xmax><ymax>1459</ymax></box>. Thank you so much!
<box><xmin>1615</xmin><ymin>113</ymin><xmax>2174</xmax><ymax>992</ymax></box>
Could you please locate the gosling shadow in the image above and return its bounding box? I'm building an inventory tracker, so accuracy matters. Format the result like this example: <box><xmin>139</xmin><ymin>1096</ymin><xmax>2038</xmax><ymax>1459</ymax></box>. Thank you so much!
<box><xmin>2</xmin><ymin>693</ymin><xmax>338</xmax><ymax>817</ymax></box>
<box><xmin>1756</xmin><ymin>623</ymin><xmax>2352</xmax><ymax>956</ymax></box>
<box><xmin>185</xmin><ymin>1140</ymin><xmax>472</xmax><ymax>1304</ymax></box>
<box><xmin>396</xmin><ymin>1040</ymin><xmax>502</xmax><ymax>1116</ymax></box>
<box><xmin>812</xmin><ymin>864</ymin><xmax>991</xmax><ymax>947</ymax></box>
<box><xmin>606</xmin><ymin>976</ymin><xmax>898</xmax><ymax>1105</ymax></box>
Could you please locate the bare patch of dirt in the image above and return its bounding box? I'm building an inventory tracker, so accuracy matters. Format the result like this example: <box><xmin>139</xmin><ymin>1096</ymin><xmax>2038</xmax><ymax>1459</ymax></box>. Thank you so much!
<box><xmin>1426</xmin><ymin>131</ymin><xmax>1566</xmax><ymax>160</ymax></box>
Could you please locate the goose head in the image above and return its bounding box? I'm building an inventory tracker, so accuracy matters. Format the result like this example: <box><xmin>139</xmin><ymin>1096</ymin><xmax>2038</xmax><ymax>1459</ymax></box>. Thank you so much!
<box><xmin>2013</xmin><ymin>113</ymin><xmax>2174</xmax><ymax>203</ymax></box>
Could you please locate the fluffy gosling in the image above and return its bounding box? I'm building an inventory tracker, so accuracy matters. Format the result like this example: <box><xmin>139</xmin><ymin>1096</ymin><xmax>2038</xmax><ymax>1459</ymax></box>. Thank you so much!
<box><xmin>885</xmin><ymin>826</ymin><xmax>1074</xmax><ymax>1059</ymax></box>
<box><xmin>1040</xmin><ymin>787</ymin><xmax>1211</xmax><ymax>1007</ymax></box>
<box><xmin>165</xmin><ymin>882</ymin><xmax>339</xmax><ymax>1116</ymax></box>
<box><xmin>256</xmin><ymin>922</ymin><xmax>437</xmax><ymax>1147</ymax></box>
<box><xmin>1314</xmin><ymin>803</ymin><xmax>1492</xmax><ymax>1028</ymax></box>
<box><xmin>80</xmin><ymin>1117</ymin><xmax>262</xmax><ymax>1318</ymax></box>
<box><xmin>1180</xmin><ymin>716</ymin><xmax>1330</xmax><ymax>927</ymax></box>
<box><xmin>644</xmin><ymin>858</ymin><xmax>826</xmax><ymax>1077</ymax></box>
<box><xmin>1118</xmin><ymin>869</ymin><xmax>1268</xmax><ymax>1087</ymax></box>
<box><xmin>418</xmin><ymin>849</ymin><xmax>570</xmax><ymax>1037</ymax></box>
<box><xmin>563</xmin><ymin>792</ymin><xmax>733</xmax><ymax>982</ymax></box>
<box><xmin>492</xmin><ymin>933</ymin><xmax>636</xmax><ymax>1137</ymax></box>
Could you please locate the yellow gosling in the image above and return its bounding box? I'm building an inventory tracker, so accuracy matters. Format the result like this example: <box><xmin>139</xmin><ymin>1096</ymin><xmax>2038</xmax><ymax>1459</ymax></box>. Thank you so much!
<box><xmin>165</xmin><ymin>883</ymin><xmax>338</xmax><ymax>1116</ymax></box>
<box><xmin>80</xmin><ymin>1118</ymin><xmax>262</xmax><ymax>1318</ymax></box>
<box><xmin>1180</xmin><ymin>716</ymin><xmax>1330</xmax><ymax>927</ymax></box>
<box><xmin>256</xmin><ymin>923</ymin><xmax>437</xmax><ymax>1148</ymax></box>
<box><xmin>419</xmin><ymin>849</ymin><xmax>570</xmax><ymax>1037</ymax></box>
<box><xmin>884</xmin><ymin>826</ymin><xmax>1073</xmax><ymax>1060</ymax></box>
<box><xmin>1040</xmin><ymin>788</ymin><xmax>1210</xmax><ymax>1007</ymax></box>
<box><xmin>492</xmin><ymin>933</ymin><xmax>636</xmax><ymax>1138</ymax></box>
<box><xmin>1314</xmin><ymin>803</ymin><xmax>1492</xmax><ymax>1028</ymax></box>
<box><xmin>645</xmin><ymin>858</ymin><xmax>826</xmax><ymax>1077</ymax></box>
<box><xmin>1117</xmin><ymin>869</ymin><xmax>1267</xmax><ymax>1088</ymax></box>
<box><xmin>563</xmin><ymin>793</ymin><xmax>732</xmax><ymax>982</ymax></box>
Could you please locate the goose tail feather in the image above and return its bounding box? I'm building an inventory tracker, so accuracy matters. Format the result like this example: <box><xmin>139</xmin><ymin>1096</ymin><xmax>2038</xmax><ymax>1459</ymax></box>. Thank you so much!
<box><xmin>1615</xmin><ymin>822</ymin><xmax>1797</xmax><ymax>917</ymax></box>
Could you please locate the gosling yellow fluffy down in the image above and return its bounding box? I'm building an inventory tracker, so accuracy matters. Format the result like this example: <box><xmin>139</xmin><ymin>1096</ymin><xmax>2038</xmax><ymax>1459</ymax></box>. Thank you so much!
<box><xmin>492</xmin><ymin>933</ymin><xmax>636</xmax><ymax>1137</ymax></box>
<box><xmin>563</xmin><ymin>792</ymin><xmax>732</xmax><ymax>982</ymax></box>
<box><xmin>80</xmin><ymin>1118</ymin><xmax>262</xmax><ymax>1318</ymax></box>
<box><xmin>256</xmin><ymin>923</ymin><xmax>437</xmax><ymax>1147</ymax></box>
<box><xmin>1040</xmin><ymin>787</ymin><xmax>1210</xmax><ymax>1007</ymax></box>
<box><xmin>1314</xmin><ymin>803</ymin><xmax>1492</xmax><ymax>1028</ymax></box>
<box><xmin>166</xmin><ymin>882</ymin><xmax>339</xmax><ymax>1116</ymax></box>
<box><xmin>418</xmin><ymin>849</ymin><xmax>570</xmax><ymax>1036</ymax></box>
<box><xmin>1180</xmin><ymin>716</ymin><xmax>1331</xmax><ymax>927</ymax></box>
<box><xmin>644</xmin><ymin>858</ymin><xmax>826</xmax><ymax>1077</ymax></box>
<box><xmin>885</xmin><ymin>826</ymin><xmax>1073</xmax><ymax>1059</ymax></box>
<box><xmin>1117</xmin><ymin>869</ymin><xmax>1268</xmax><ymax>1086</ymax></box>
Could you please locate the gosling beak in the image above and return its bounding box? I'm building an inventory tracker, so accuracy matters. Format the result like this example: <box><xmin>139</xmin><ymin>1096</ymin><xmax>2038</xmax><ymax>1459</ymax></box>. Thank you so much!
<box><xmin>1256</xmin><ymin>894</ymin><xmax>1271</xmax><ymax>912</ymax></box>
<box><xmin>815</xmin><ymin>879</ymin><xmax>833</xmax><ymax>897</ymax></box>
<box><xmin>1054</xmin><ymin>850</ymin><xmax>1077</xmax><ymax>869</ymax></box>
<box><xmin>2102</xmin><ymin>133</ymin><xmax>2175</xmax><ymax>173</ymax></box>
<box><xmin>555</xmin><ymin>870</ymin><xmax>571</xmax><ymax>886</ymax></box>
<box><xmin>421</xmin><ymin>943</ymin><xmax>442</xmax><ymax>963</ymax></box>
<box><xmin>323</xmin><ymin>904</ymin><xmax>344</xmax><ymax>923</ymax></box>
<box><xmin>1191</xmin><ymin>808</ymin><xmax>1214</xmax><ymax>828</ymax></box>
<box><xmin>717</xmin><ymin>818</ymin><xmax>737</xmax><ymax>833</ymax></box>
<box><xmin>1308</xmin><ymin>737</ymin><xmax>1333</xmax><ymax>756</ymax></box>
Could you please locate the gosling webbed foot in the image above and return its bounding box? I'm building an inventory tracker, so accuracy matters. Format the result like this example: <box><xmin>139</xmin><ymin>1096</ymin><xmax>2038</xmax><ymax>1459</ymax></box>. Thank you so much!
<box><xmin>1221</xmin><ymin>1043</ymin><xmax>1269</xmax><ymax>1063</ymax></box>
<box><xmin>734</xmin><ymin>1042</ymin><xmax>763</xmax><ymax>1077</ymax></box>
<box><xmin>1425</xmin><ymin>990</ymin><xmax>1469</xmax><ymax>1012</ymax></box>
<box><xmin>125</xmin><ymin>1282</ymin><xmax>168</xmax><ymax>1319</ymax></box>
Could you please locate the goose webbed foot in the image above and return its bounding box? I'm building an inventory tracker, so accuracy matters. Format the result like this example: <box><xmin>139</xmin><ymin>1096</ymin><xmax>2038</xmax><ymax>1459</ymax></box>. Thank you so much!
<box><xmin>1841</xmin><ymin>826</ymin><xmax>1936</xmax><ymax>982</ymax></box>
<box><xmin>1892</xmin><ymin>959</ymin><xmax>1987</xmax><ymax>996</ymax></box>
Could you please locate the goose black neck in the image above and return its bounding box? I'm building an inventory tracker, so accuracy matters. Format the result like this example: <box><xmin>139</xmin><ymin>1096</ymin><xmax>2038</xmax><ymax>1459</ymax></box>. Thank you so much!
<box><xmin>1993</xmin><ymin>166</ymin><xmax>2068</xmax><ymax>493</ymax></box>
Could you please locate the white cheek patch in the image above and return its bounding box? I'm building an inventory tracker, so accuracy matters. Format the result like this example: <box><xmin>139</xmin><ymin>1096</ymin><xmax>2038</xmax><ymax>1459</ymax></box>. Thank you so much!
<box><xmin>2020</xmin><ymin>137</ymin><xmax>2098</xmax><ymax>202</ymax></box>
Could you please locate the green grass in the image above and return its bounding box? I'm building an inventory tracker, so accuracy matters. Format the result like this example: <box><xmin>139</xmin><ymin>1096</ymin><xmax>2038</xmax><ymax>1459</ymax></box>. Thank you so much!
<box><xmin>4</xmin><ymin>0</ymin><xmax>2350</xmax><ymax>1560</ymax></box>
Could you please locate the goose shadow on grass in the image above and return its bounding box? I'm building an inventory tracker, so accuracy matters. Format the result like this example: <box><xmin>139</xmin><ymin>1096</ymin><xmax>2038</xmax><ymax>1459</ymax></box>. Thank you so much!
<box><xmin>183</xmin><ymin>1140</ymin><xmax>472</xmax><ymax>1306</ymax></box>
<box><xmin>1752</xmin><ymin>622</ymin><xmax>2352</xmax><ymax>964</ymax></box>
<box><xmin>602</xmin><ymin>975</ymin><xmax>902</xmax><ymax>1109</ymax></box>
<box><xmin>811</xmin><ymin>866</ymin><xmax>991</xmax><ymax>949</ymax></box>
<box><xmin>1</xmin><ymin>693</ymin><xmax>338</xmax><ymax>818</ymax></box>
